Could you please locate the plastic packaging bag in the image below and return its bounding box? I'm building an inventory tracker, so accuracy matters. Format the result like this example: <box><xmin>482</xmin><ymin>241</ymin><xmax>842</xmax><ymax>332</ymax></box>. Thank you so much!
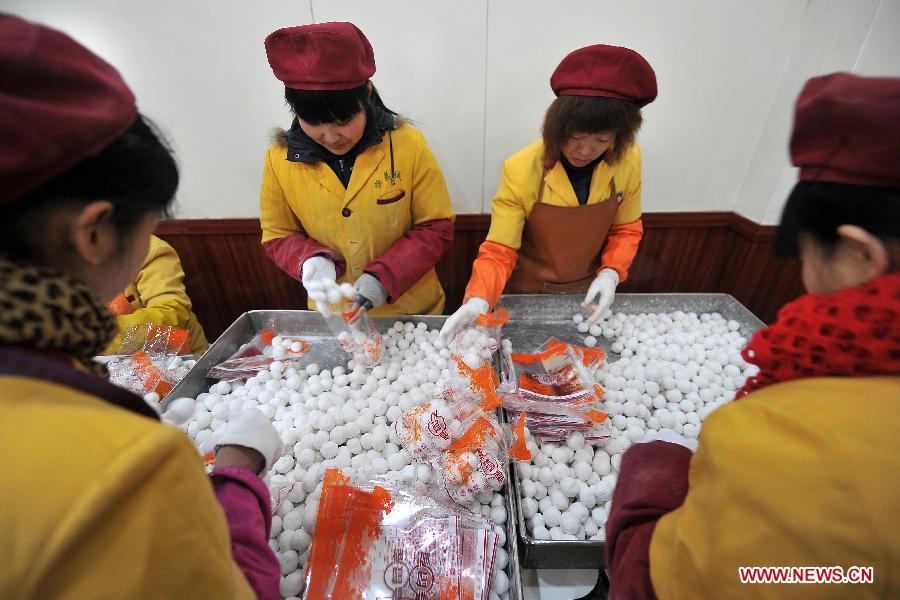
<box><xmin>303</xmin><ymin>470</ymin><xmax>497</xmax><ymax>600</ymax></box>
<box><xmin>106</xmin><ymin>324</ymin><xmax>193</xmax><ymax>399</ymax></box>
<box><xmin>449</xmin><ymin>308</ymin><xmax>509</xmax><ymax>370</ymax></box>
<box><xmin>433</xmin><ymin>412</ymin><xmax>532</xmax><ymax>505</ymax></box>
<box><xmin>539</xmin><ymin>338</ymin><xmax>608</xmax><ymax>372</ymax></box>
<box><xmin>441</xmin><ymin>354</ymin><xmax>503</xmax><ymax>410</ymax></box>
<box><xmin>502</xmin><ymin>344</ymin><xmax>610</xmax><ymax>443</ymax></box>
<box><xmin>323</xmin><ymin>302</ymin><xmax>385</xmax><ymax>368</ymax></box>
<box><xmin>118</xmin><ymin>322</ymin><xmax>190</xmax><ymax>357</ymax></box>
<box><xmin>207</xmin><ymin>328</ymin><xmax>311</xmax><ymax>380</ymax></box>
<box><xmin>395</xmin><ymin>356</ymin><xmax>504</xmax><ymax>463</ymax></box>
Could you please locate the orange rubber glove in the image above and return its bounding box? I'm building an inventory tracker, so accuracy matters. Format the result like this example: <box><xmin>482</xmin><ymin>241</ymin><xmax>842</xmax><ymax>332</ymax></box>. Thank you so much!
<box><xmin>600</xmin><ymin>219</ymin><xmax>643</xmax><ymax>282</ymax></box>
<box><xmin>463</xmin><ymin>241</ymin><xmax>519</xmax><ymax>308</ymax></box>
<box><xmin>107</xmin><ymin>293</ymin><xmax>135</xmax><ymax>316</ymax></box>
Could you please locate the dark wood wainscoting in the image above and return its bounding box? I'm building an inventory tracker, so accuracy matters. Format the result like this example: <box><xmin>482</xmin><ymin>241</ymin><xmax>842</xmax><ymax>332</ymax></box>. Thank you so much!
<box><xmin>157</xmin><ymin>213</ymin><xmax>803</xmax><ymax>341</ymax></box>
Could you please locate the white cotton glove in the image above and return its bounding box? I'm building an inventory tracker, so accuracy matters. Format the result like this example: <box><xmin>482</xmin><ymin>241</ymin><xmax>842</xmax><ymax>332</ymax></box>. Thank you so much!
<box><xmin>301</xmin><ymin>256</ymin><xmax>337</xmax><ymax>312</ymax></box>
<box><xmin>583</xmin><ymin>268</ymin><xmax>619</xmax><ymax>325</ymax></box>
<box><xmin>439</xmin><ymin>297</ymin><xmax>490</xmax><ymax>344</ymax></box>
<box><xmin>301</xmin><ymin>256</ymin><xmax>336</xmax><ymax>292</ymax></box>
<box><xmin>640</xmin><ymin>428</ymin><xmax>698</xmax><ymax>452</ymax></box>
<box><xmin>213</xmin><ymin>408</ymin><xmax>284</xmax><ymax>474</ymax></box>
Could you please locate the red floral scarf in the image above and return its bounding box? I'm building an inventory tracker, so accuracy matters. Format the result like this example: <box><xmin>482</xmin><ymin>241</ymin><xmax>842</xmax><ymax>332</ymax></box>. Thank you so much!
<box><xmin>737</xmin><ymin>271</ymin><xmax>900</xmax><ymax>398</ymax></box>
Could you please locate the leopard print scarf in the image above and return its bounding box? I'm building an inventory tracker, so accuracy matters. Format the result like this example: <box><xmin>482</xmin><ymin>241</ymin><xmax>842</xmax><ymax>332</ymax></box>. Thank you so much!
<box><xmin>0</xmin><ymin>255</ymin><xmax>117</xmax><ymax>374</ymax></box>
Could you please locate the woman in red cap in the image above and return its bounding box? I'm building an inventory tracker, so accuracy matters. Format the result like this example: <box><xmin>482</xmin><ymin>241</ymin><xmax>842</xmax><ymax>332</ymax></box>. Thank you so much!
<box><xmin>261</xmin><ymin>22</ymin><xmax>454</xmax><ymax>319</ymax></box>
<box><xmin>0</xmin><ymin>14</ymin><xmax>282</xmax><ymax>599</ymax></box>
<box><xmin>601</xmin><ymin>73</ymin><xmax>900</xmax><ymax>599</ymax></box>
<box><xmin>441</xmin><ymin>44</ymin><xmax>656</xmax><ymax>342</ymax></box>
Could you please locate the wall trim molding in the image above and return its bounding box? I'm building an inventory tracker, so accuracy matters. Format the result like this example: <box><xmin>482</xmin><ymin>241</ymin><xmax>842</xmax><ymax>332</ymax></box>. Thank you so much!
<box><xmin>155</xmin><ymin>212</ymin><xmax>801</xmax><ymax>340</ymax></box>
<box><xmin>156</xmin><ymin>211</ymin><xmax>778</xmax><ymax>236</ymax></box>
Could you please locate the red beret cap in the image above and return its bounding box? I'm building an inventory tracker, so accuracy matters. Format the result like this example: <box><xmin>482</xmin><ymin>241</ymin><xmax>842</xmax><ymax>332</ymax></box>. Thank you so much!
<box><xmin>551</xmin><ymin>44</ymin><xmax>657</xmax><ymax>107</ymax></box>
<box><xmin>265</xmin><ymin>22</ymin><xmax>375</xmax><ymax>90</ymax></box>
<box><xmin>0</xmin><ymin>13</ymin><xmax>137</xmax><ymax>205</ymax></box>
<box><xmin>791</xmin><ymin>72</ymin><xmax>900</xmax><ymax>188</ymax></box>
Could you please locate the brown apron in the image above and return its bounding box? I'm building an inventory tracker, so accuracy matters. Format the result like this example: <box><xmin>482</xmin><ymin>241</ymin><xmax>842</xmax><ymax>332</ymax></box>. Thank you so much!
<box><xmin>506</xmin><ymin>168</ymin><xmax>619</xmax><ymax>294</ymax></box>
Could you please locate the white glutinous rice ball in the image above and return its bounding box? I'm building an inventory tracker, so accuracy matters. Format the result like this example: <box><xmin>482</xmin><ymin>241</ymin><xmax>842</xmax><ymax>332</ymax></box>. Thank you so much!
<box><xmin>270</xmin><ymin>515</ymin><xmax>283</xmax><ymax>538</ymax></box>
<box><xmin>522</xmin><ymin>497</ymin><xmax>538</xmax><ymax>518</ymax></box>
<box><xmin>611</xmin><ymin>454</ymin><xmax>623</xmax><ymax>471</ymax></box>
<box><xmin>550</xmin><ymin>489</ymin><xmax>570</xmax><ymax>511</ymax></box>
<box><xmin>320</xmin><ymin>441</ymin><xmax>339</xmax><ymax>459</ymax></box>
<box><xmin>492</xmin><ymin>569</ymin><xmax>510</xmax><ymax>595</ymax></box>
<box><xmin>281</xmin><ymin>571</ymin><xmax>305</xmax><ymax>597</ymax></box>
<box><xmin>340</xmin><ymin>282</ymin><xmax>357</xmax><ymax>300</ymax></box>
<box><xmin>626</xmin><ymin>427</ymin><xmax>644</xmax><ymax>443</ymax></box>
<box><xmin>282</xmin><ymin>510</ymin><xmax>303</xmax><ymax>532</ymax></box>
<box><xmin>592</xmin><ymin>480</ymin><xmax>614</xmax><ymax>504</ymax></box>
<box><xmin>588</xmin><ymin>325</ymin><xmax>602</xmax><ymax>337</ymax></box>
<box><xmin>278</xmin><ymin>550</ymin><xmax>299</xmax><ymax>575</ymax></box>
<box><xmin>521</xmin><ymin>479</ymin><xmax>537</xmax><ymax>499</ymax></box>
<box><xmin>573</xmin><ymin>461</ymin><xmax>592</xmax><ymax>481</ymax></box>
<box><xmin>290</xmin><ymin>528</ymin><xmax>311</xmax><ymax>552</ymax></box>
<box><xmin>584</xmin><ymin>336</ymin><xmax>597</xmax><ymax>348</ymax></box>
<box><xmin>577</xmin><ymin>322</ymin><xmax>590</xmax><ymax>333</ymax></box>
<box><xmin>560</xmin><ymin>512</ymin><xmax>580</xmax><ymax>535</ymax></box>
<box><xmin>542</xmin><ymin>506</ymin><xmax>562</xmax><ymax>527</ymax></box>
<box><xmin>490</xmin><ymin>506</ymin><xmax>507</xmax><ymax>524</ymax></box>
<box><xmin>566</xmin><ymin>431</ymin><xmax>586</xmax><ymax>451</ymax></box>
<box><xmin>161</xmin><ymin>397</ymin><xmax>195</xmax><ymax>425</ymax></box>
<box><xmin>495</xmin><ymin>547</ymin><xmax>509</xmax><ymax>571</ymax></box>
<box><xmin>559</xmin><ymin>477</ymin><xmax>580</xmax><ymax>498</ymax></box>
<box><xmin>273</xmin><ymin>455</ymin><xmax>295</xmax><ymax>474</ymax></box>
<box><xmin>573</xmin><ymin>313</ymin><xmax>584</xmax><ymax>324</ymax></box>
<box><xmin>538</xmin><ymin>467</ymin><xmax>555</xmax><ymax>487</ymax></box>
<box><xmin>579</xmin><ymin>487</ymin><xmax>597</xmax><ymax>509</ymax></box>
<box><xmin>306</xmin><ymin>363</ymin><xmax>321</xmax><ymax>376</ymax></box>
<box><xmin>551</xmin><ymin>462</ymin><xmax>570</xmax><ymax>481</ymax></box>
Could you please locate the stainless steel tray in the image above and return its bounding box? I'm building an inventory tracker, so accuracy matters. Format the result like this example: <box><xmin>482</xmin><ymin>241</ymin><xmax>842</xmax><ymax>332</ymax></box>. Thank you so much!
<box><xmin>497</xmin><ymin>294</ymin><xmax>764</xmax><ymax>570</ymax></box>
<box><xmin>167</xmin><ymin>309</ymin><xmax>523</xmax><ymax>600</ymax></box>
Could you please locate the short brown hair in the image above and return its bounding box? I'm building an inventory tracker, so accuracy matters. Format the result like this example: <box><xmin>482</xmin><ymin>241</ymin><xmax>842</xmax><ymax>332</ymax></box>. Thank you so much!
<box><xmin>541</xmin><ymin>96</ymin><xmax>643</xmax><ymax>168</ymax></box>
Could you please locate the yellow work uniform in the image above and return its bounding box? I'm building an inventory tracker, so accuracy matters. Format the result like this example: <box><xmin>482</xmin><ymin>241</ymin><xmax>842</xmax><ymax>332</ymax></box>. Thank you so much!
<box><xmin>105</xmin><ymin>235</ymin><xmax>208</xmax><ymax>355</ymax></box>
<box><xmin>260</xmin><ymin>123</ymin><xmax>454</xmax><ymax>316</ymax></box>
<box><xmin>485</xmin><ymin>139</ymin><xmax>642</xmax><ymax>251</ymax></box>
<box><xmin>650</xmin><ymin>376</ymin><xmax>900</xmax><ymax>598</ymax></box>
<box><xmin>0</xmin><ymin>375</ymin><xmax>255</xmax><ymax>598</ymax></box>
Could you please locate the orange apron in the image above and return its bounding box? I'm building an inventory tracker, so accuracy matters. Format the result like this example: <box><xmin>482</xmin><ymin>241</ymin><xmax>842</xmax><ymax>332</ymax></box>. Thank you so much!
<box><xmin>506</xmin><ymin>169</ymin><xmax>618</xmax><ymax>294</ymax></box>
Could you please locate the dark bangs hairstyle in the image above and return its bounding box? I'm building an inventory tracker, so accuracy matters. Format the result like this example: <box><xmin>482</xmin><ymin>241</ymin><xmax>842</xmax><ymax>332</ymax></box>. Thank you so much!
<box><xmin>0</xmin><ymin>114</ymin><xmax>178</xmax><ymax>263</ymax></box>
<box><xmin>542</xmin><ymin>95</ymin><xmax>643</xmax><ymax>168</ymax></box>
<box><xmin>774</xmin><ymin>181</ymin><xmax>900</xmax><ymax>267</ymax></box>
<box><xmin>284</xmin><ymin>82</ymin><xmax>396</xmax><ymax>125</ymax></box>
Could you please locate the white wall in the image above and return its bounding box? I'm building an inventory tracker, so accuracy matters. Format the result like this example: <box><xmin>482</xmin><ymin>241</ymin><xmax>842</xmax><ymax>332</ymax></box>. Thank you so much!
<box><xmin>735</xmin><ymin>0</ymin><xmax>900</xmax><ymax>224</ymax></box>
<box><xmin>6</xmin><ymin>0</ymin><xmax>313</xmax><ymax>218</ymax></box>
<box><xmin>7</xmin><ymin>0</ymin><xmax>899</xmax><ymax>221</ymax></box>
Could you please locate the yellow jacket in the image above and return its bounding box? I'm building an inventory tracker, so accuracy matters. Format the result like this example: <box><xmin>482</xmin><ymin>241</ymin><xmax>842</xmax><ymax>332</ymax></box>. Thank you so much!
<box><xmin>484</xmin><ymin>139</ymin><xmax>642</xmax><ymax>251</ymax></box>
<box><xmin>105</xmin><ymin>236</ymin><xmax>208</xmax><ymax>355</ymax></box>
<box><xmin>260</xmin><ymin>123</ymin><xmax>454</xmax><ymax>316</ymax></box>
<box><xmin>464</xmin><ymin>140</ymin><xmax>644</xmax><ymax>305</ymax></box>
<box><xmin>0</xmin><ymin>374</ymin><xmax>255</xmax><ymax>598</ymax></box>
<box><xmin>650</xmin><ymin>376</ymin><xmax>900</xmax><ymax>598</ymax></box>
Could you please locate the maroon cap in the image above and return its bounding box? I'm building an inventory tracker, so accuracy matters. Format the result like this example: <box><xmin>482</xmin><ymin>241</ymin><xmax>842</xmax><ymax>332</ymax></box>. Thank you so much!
<box><xmin>0</xmin><ymin>13</ymin><xmax>137</xmax><ymax>205</ymax></box>
<box><xmin>550</xmin><ymin>44</ymin><xmax>657</xmax><ymax>107</ymax></box>
<box><xmin>265</xmin><ymin>22</ymin><xmax>375</xmax><ymax>90</ymax></box>
<box><xmin>791</xmin><ymin>73</ymin><xmax>900</xmax><ymax>188</ymax></box>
